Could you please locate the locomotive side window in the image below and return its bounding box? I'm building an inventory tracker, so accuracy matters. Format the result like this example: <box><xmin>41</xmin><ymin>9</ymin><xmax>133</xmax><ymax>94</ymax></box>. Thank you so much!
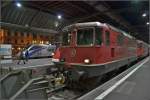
<box><xmin>77</xmin><ymin>28</ymin><xmax>93</xmax><ymax>45</ymax></box>
<box><xmin>95</xmin><ymin>28</ymin><xmax>102</xmax><ymax>45</ymax></box>
<box><xmin>105</xmin><ymin>31</ymin><xmax>110</xmax><ymax>46</ymax></box>
<box><xmin>62</xmin><ymin>31</ymin><xmax>71</xmax><ymax>46</ymax></box>
<box><xmin>117</xmin><ymin>33</ymin><xmax>124</xmax><ymax>46</ymax></box>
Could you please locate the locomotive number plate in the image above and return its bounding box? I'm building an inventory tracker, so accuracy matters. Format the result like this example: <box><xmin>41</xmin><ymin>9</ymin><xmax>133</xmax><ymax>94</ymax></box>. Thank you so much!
<box><xmin>71</xmin><ymin>48</ymin><xmax>76</xmax><ymax>57</ymax></box>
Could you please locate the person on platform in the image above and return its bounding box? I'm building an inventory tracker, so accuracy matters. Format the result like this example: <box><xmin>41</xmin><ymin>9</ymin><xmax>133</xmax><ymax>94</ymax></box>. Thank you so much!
<box><xmin>17</xmin><ymin>50</ymin><xmax>26</xmax><ymax>64</ymax></box>
<box><xmin>25</xmin><ymin>50</ymin><xmax>29</xmax><ymax>62</ymax></box>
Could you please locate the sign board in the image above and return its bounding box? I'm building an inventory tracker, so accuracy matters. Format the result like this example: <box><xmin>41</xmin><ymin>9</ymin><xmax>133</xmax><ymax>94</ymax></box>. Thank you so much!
<box><xmin>0</xmin><ymin>44</ymin><xmax>12</xmax><ymax>64</ymax></box>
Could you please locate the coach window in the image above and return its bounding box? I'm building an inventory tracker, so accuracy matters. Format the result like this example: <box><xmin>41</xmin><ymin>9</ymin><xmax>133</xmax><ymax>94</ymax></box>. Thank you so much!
<box><xmin>15</xmin><ymin>32</ymin><xmax>18</xmax><ymax>36</ymax></box>
<box><xmin>27</xmin><ymin>33</ymin><xmax>30</xmax><ymax>37</ymax></box>
<box><xmin>95</xmin><ymin>28</ymin><xmax>102</xmax><ymax>45</ymax></box>
<box><xmin>30</xmin><ymin>46</ymin><xmax>40</xmax><ymax>50</ymax></box>
<box><xmin>105</xmin><ymin>31</ymin><xmax>110</xmax><ymax>46</ymax></box>
<box><xmin>7</xmin><ymin>30</ymin><xmax>11</xmax><ymax>36</ymax></box>
<box><xmin>21</xmin><ymin>40</ymin><xmax>24</xmax><ymax>43</ymax></box>
<box><xmin>15</xmin><ymin>40</ymin><xmax>17</xmax><ymax>44</ymax></box>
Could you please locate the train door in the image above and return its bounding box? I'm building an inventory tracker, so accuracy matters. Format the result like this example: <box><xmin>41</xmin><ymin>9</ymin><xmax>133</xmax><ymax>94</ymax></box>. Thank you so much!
<box><xmin>117</xmin><ymin>32</ymin><xmax>125</xmax><ymax>59</ymax></box>
<box><xmin>104</xmin><ymin>29</ymin><xmax>113</xmax><ymax>61</ymax></box>
<box><xmin>106</xmin><ymin>30</ymin><xmax>115</xmax><ymax>58</ymax></box>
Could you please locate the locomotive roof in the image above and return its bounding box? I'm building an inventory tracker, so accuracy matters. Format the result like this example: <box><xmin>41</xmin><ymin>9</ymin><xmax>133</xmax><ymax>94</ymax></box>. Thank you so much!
<box><xmin>107</xmin><ymin>24</ymin><xmax>134</xmax><ymax>39</ymax></box>
<box><xmin>63</xmin><ymin>21</ymin><xmax>134</xmax><ymax>39</ymax></box>
<box><xmin>62</xmin><ymin>22</ymin><xmax>107</xmax><ymax>31</ymax></box>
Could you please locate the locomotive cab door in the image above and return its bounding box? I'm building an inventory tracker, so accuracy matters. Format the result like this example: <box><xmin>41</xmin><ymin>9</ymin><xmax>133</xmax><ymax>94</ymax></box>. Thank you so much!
<box><xmin>104</xmin><ymin>29</ymin><xmax>115</xmax><ymax>60</ymax></box>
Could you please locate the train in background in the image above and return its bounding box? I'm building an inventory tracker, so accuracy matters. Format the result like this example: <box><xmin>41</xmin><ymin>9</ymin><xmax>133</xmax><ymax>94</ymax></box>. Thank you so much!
<box><xmin>17</xmin><ymin>44</ymin><xmax>56</xmax><ymax>59</ymax></box>
<box><xmin>52</xmin><ymin>22</ymin><xmax>149</xmax><ymax>89</ymax></box>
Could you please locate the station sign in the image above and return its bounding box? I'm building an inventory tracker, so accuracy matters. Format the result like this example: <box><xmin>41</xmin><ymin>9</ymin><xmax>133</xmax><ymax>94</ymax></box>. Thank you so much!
<box><xmin>0</xmin><ymin>44</ymin><xmax>12</xmax><ymax>64</ymax></box>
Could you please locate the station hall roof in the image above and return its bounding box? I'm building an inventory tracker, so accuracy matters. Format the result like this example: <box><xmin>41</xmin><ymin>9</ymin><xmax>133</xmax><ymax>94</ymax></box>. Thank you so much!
<box><xmin>1</xmin><ymin>0</ymin><xmax>149</xmax><ymax>43</ymax></box>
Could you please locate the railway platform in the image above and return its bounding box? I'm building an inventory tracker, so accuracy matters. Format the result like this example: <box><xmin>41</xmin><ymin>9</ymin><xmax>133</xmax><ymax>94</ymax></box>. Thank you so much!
<box><xmin>0</xmin><ymin>58</ymin><xmax>55</xmax><ymax>100</ymax></box>
<box><xmin>78</xmin><ymin>57</ymin><xmax>150</xmax><ymax>100</ymax></box>
<box><xmin>0</xmin><ymin>58</ymin><xmax>54</xmax><ymax>70</ymax></box>
<box><xmin>0</xmin><ymin>58</ymin><xmax>54</xmax><ymax>79</ymax></box>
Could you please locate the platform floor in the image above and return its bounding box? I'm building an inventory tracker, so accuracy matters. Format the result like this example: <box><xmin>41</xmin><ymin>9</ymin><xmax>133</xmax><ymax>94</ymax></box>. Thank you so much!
<box><xmin>0</xmin><ymin>58</ymin><xmax>54</xmax><ymax>70</ymax></box>
<box><xmin>96</xmin><ymin>57</ymin><xmax>150</xmax><ymax>100</ymax></box>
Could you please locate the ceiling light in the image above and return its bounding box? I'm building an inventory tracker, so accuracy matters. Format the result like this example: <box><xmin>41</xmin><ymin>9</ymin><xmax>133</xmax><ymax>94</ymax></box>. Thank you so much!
<box><xmin>57</xmin><ymin>15</ymin><xmax>62</xmax><ymax>19</ymax></box>
<box><xmin>25</xmin><ymin>24</ymin><xmax>29</xmax><ymax>27</ymax></box>
<box><xmin>146</xmin><ymin>22</ymin><xmax>149</xmax><ymax>25</ymax></box>
<box><xmin>55</xmin><ymin>21</ymin><xmax>59</xmax><ymax>27</ymax></box>
<box><xmin>142</xmin><ymin>13</ymin><xmax>146</xmax><ymax>17</ymax></box>
<box><xmin>16</xmin><ymin>2</ymin><xmax>22</xmax><ymax>8</ymax></box>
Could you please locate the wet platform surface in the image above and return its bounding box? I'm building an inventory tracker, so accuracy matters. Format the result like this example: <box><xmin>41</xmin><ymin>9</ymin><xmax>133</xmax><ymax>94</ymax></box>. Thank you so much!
<box><xmin>78</xmin><ymin>57</ymin><xmax>150</xmax><ymax>100</ymax></box>
<box><xmin>94</xmin><ymin>57</ymin><xmax>150</xmax><ymax>100</ymax></box>
<box><xmin>102</xmin><ymin>58</ymin><xmax>150</xmax><ymax>100</ymax></box>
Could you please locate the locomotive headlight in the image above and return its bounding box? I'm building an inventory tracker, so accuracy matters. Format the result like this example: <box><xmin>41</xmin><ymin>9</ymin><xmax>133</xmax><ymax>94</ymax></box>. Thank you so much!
<box><xmin>52</xmin><ymin>58</ymin><xmax>59</xmax><ymax>62</ymax></box>
<box><xmin>51</xmin><ymin>52</ymin><xmax>55</xmax><ymax>56</ymax></box>
<box><xmin>84</xmin><ymin>59</ymin><xmax>90</xmax><ymax>64</ymax></box>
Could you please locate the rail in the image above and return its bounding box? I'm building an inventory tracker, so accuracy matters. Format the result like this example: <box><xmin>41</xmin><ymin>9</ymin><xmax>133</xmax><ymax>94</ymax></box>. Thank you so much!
<box><xmin>0</xmin><ymin>71</ymin><xmax>21</xmax><ymax>82</ymax></box>
<box><xmin>9</xmin><ymin>76</ymin><xmax>45</xmax><ymax>100</ymax></box>
<box><xmin>0</xmin><ymin>71</ymin><xmax>23</xmax><ymax>99</ymax></box>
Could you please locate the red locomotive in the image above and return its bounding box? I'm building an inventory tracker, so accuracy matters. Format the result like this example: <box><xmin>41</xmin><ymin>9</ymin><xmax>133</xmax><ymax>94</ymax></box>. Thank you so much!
<box><xmin>52</xmin><ymin>22</ymin><xmax>149</xmax><ymax>88</ymax></box>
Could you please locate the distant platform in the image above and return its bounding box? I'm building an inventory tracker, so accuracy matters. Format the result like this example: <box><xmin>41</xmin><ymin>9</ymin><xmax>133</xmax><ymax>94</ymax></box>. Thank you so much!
<box><xmin>0</xmin><ymin>58</ymin><xmax>54</xmax><ymax>70</ymax></box>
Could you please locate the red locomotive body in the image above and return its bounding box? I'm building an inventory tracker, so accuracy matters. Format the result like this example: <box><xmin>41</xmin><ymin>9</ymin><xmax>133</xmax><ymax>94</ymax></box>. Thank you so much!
<box><xmin>52</xmin><ymin>22</ymin><xmax>149</xmax><ymax>82</ymax></box>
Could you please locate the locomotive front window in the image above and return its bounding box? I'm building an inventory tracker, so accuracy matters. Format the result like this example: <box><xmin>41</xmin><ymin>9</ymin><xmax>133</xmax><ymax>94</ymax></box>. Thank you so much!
<box><xmin>95</xmin><ymin>28</ymin><xmax>102</xmax><ymax>45</ymax></box>
<box><xmin>77</xmin><ymin>28</ymin><xmax>93</xmax><ymax>45</ymax></box>
<box><xmin>62</xmin><ymin>31</ymin><xmax>71</xmax><ymax>46</ymax></box>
